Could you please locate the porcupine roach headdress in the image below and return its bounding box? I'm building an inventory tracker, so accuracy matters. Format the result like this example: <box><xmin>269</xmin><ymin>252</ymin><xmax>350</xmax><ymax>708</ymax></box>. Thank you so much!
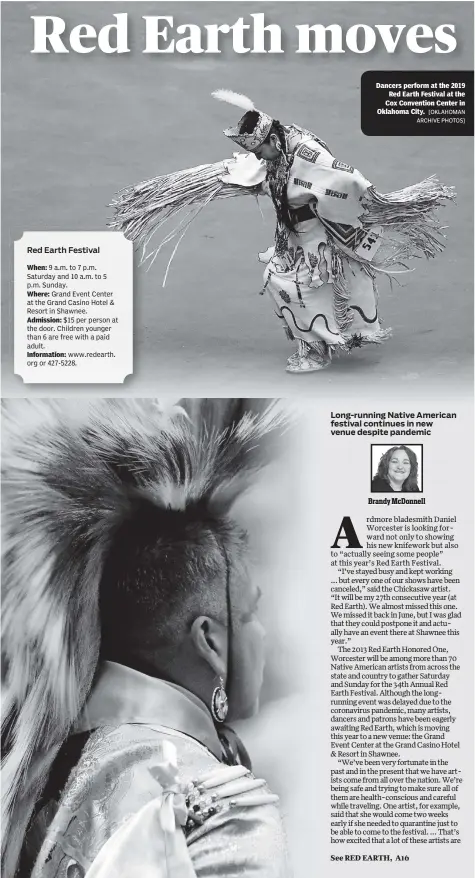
<box><xmin>1</xmin><ymin>397</ymin><xmax>287</xmax><ymax>878</ymax></box>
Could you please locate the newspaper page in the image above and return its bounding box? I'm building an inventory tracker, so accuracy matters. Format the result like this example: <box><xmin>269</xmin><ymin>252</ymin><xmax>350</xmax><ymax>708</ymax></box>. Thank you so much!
<box><xmin>1</xmin><ymin>2</ymin><xmax>473</xmax><ymax>878</ymax></box>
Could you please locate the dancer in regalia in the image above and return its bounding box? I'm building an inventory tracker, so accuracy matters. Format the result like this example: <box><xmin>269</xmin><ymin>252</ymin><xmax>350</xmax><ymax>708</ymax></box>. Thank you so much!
<box><xmin>1</xmin><ymin>398</ymin><xmax>291</xmax><ymax>878</ymax></box>
<box><xmin>110</xmin><ymin>91</ymin><xmax>455</xmax><ymax>374</ymax></box>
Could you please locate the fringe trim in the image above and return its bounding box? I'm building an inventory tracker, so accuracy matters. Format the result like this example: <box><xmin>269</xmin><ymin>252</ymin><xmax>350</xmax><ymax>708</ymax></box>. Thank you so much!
<box><xmin>329</xmin><ymin>242</ymin><xmax>354</xmax><ymax>334</ymax></box>
<box><xmin>306</xmin><ymin>339</ymin><xmax>332</xmax><ymax>362</ymax></box>
<box><xmin>360</xmin><ymin>176</ymin><xmax>456</xmax><ymax>270</ymax></box>
<box><xmin>286</xmin><ymin>339</ymin><xmax>332</xmax><ymax>370</ymax></box>
<box><xmin>109</xmin><ymin>162</ymin><xmax>259</xmax><ymax>281</ymax></box>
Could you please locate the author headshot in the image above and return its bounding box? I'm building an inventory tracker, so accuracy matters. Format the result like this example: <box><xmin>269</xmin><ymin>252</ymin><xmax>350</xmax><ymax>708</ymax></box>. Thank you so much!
<box><xmin>371</xmin><ymin>445</ymin><xmax>421</xmax><ymax>493</ymax></box>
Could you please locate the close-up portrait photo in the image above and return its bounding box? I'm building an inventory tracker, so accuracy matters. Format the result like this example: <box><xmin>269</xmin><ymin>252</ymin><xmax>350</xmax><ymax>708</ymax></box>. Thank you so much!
<box><xmin>371</xmin><ymin>443</ymin><xmax>423</xmax><ymax>493</ymax></box>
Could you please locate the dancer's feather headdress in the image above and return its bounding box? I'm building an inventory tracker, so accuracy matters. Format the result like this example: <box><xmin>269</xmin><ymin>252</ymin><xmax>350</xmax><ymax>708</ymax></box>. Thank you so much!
<box><xmin>212</xmin><ymin>90</ymin><xmax>273</xmax><ymax>150</ymax></box>
<box><xmin>1</xmin><ymin>398</ymin><xmax>287</xmax><ymax>878</ymax></box>
<box><xmin>109</xmin><ymin>88</ymin><xmax>455</xmax><ymax>286</ymax></box>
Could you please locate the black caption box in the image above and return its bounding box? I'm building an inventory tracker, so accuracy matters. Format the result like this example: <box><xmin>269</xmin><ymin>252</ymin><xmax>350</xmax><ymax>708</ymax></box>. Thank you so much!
<box><xmin>361</xmin><ymin>71</ymin><xmax>474</xmax><ymax>135</ymax></box>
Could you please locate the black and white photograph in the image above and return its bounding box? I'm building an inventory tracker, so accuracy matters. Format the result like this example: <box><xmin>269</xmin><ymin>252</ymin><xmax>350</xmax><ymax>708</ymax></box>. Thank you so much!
<box><xmin>1</xmin><ymin>397</ymin><xmax>316</xmax><ymax>878</ymax></box>
<box><xmin>1</xmin><ymin>2</ymin><xmax>473</xmax><ymax>878</ymax></box>
<box><xmin>1</xmin><ymin>1</ymin><xmax>473</xmax><ymax>398</ymax></box>
<box><xmin>371</xmin><ymin>442</ymin><xmax>423</xmax><ymax>493</ymax></box>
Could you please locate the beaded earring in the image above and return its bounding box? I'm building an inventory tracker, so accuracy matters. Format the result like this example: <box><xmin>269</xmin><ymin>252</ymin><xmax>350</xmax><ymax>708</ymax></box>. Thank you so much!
<box><xmin>211</xmin><ymin>677</ymin><xmax>228</xmax><ymax>723</ymax></box>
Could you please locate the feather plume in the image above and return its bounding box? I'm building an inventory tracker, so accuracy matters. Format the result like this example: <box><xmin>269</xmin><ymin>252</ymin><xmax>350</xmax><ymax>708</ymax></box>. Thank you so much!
<box><xmin>212</xmin><ymin>89</ymin><xmax>255</xmax><ymax>112</ymax></box>
<box><xmin>1</xmin><ymin>398</ymin><xmax>288</xmax><ymax>878</ymax></box>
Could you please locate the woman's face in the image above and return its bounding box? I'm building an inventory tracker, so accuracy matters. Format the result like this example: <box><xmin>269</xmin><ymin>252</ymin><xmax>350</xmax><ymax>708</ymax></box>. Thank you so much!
<box><xmin>388</xmin><ymin>449</ymin><xmax>412</xmax><ymax>483</ymax></box>
<box><xmin>252</xmin><ymin>136</ymin><xmax>281</xmax><ymax>162</ymax></box>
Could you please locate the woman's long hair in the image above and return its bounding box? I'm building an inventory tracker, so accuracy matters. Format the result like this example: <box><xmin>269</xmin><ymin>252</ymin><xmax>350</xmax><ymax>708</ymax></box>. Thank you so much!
<box><xmin>263</xmin><ymin>121</ymin><xmax>295</xmax><ymax>232</ymax></box>
<box><xmin>239</xmin><ymin>112</ymin><xmax>295</xmax><ymax>232</ymax></box>
<box><xmin>376</xmin><ymin>445</ymin><xmax>419</xmax><ymax>491</ymax></box>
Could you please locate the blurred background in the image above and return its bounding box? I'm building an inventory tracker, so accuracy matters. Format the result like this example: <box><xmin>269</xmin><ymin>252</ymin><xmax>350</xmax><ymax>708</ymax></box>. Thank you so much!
<box><xmin>228</xmin><ymin>399</ymin><xmax>323</xmax><ymax>876</ymax></box>
<box><xmin>2</xmin><ymin>2</ymin><xmax>473</xmax><ymax>399</ymax></box>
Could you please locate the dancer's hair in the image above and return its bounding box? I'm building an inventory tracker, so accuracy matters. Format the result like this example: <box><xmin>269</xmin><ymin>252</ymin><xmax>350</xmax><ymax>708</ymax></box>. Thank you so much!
<box><xmin>239</xmin><ymin>111</ymin><xmax>295</xmax><ymax>231</ymax></box>
<box><xmin>376</xmin><ymin>445</ymin><xmax>419</xmax><ymax>492</ymax></box>
<box><xmin>99</xmin><ymin>504</ymin><xmax>248</xmax><ymax>672</ymax></box>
